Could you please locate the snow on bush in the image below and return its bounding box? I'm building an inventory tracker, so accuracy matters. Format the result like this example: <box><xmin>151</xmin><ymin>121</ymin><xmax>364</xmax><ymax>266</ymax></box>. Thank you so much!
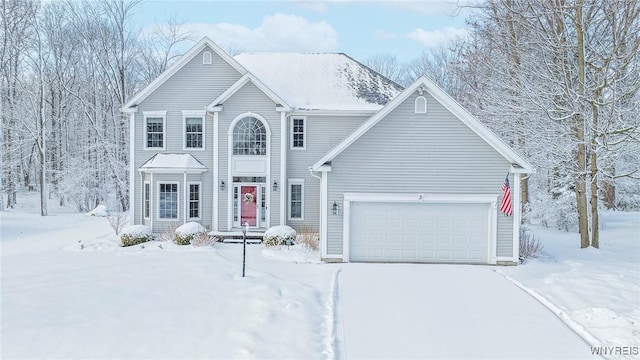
<box><xmin>175</xmin><ymin>222</ymin><xmax>206</xmax><ymax>245</ymax></box>
<box><xmin>263</xmin><ymin>225</ymin><xmax>297</xmax><ymax>247</ymax></box>
<box><xmin>120</xmin><ymin>225</ymin><xmax>153</xmax><ymax>247</ymax></box>
<box><xmin>87</xmin><ymin>204</ymin><xmax>108</xmax><ymax>217</ymax></box>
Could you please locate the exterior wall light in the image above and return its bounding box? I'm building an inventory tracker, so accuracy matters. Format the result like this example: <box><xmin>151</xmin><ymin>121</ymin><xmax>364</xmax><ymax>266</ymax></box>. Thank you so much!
<box><xmin>220</xmin><ymin>180</ymin><xmax>225</xmax><ymax>191</ymax></box>
<box><xmin>272</xmin><ymin>181</ymin><xmax>278</xmax><ymax>191</ymax></box>
<box><xmin>332</xmin><ymin>201</ymin><xmax>338</xmax><ymax>215</ymax></box>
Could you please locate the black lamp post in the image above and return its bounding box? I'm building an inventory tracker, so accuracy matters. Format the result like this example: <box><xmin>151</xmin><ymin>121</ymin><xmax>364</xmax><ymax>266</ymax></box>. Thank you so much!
<box><xmin>242</xmin><ymin>222</ymin><xmax>248</xmax><ymax>277</ymax></box>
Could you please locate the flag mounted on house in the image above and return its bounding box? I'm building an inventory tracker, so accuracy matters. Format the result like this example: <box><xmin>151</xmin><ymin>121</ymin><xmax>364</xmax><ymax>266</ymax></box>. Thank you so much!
<box><xmin>500</xmin><ymin>175</ymin><xmax>513</xmax><ymax>216</ymax></box>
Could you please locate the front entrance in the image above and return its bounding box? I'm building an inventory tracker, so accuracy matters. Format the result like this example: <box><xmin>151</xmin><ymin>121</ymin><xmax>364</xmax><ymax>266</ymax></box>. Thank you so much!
<box><xmin>233</xmin><ymin>181</ymin><xmax>267</xmax><ymax>229</ymax></box>
<box><xmin>240</xmin><ymin>185</ymin><xmax>257</xmax><ymax>226</ymax></box>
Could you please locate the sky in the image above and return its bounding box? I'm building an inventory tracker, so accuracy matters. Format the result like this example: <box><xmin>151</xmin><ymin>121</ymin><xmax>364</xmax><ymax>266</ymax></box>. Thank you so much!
<box><xmin>132</xmin><ymin>1</ymin><xmax>473</xmax><ymax>64</ymax></box>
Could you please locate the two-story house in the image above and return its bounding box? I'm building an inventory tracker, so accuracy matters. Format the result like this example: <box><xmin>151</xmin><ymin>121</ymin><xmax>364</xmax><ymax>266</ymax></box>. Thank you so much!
<box><xmin>122</xmin><ymin>37</ymin><xmax>533</xmax><ymax>265</ymax></box>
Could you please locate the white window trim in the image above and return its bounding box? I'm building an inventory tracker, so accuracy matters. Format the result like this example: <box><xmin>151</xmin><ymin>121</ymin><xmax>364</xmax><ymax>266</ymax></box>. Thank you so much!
<box><xmin>187</xmin><ymin>181</ymin><xmax>202</xmax><ymax>220</ymax></box>
<box><xmin>288</xmin><ymin>178</ymin><xmax>305</xmax><ymax>220</ymax></box>
<box><xmin>415</xmin><ymin>96</ymin><xmax>427</xmax><ymax>114</ymax></box>
<box><xmin>289</xmin><ymin>116</ymin><xmax>306</xmax><ymax>150</ymax></box>
<box><xmin>157</xmin><ymin>181</ymin><xmax>179</xmax><ymax>221</ymax></box>
<box><xmin>203</xmin><ymin>51</ymin><xmax>212</xmax><ymax>65</ymax></box>
<box><xmin>182</xmin><ymin>110</ymin><xmax>206</xmax><ymax>151</ymax></box>
<box><xmin>143</xmin><ymin>111</ymin><xmax>167</xmax><ymax>150</ymax></box>
<box><xmin>143</xmin><ymin>181</ymin><xmax>151</xmax><ymax>220</ymax></box>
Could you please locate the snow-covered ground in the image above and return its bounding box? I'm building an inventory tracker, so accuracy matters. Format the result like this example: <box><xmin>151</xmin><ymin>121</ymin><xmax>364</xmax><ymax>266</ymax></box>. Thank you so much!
<box><xmin>1</xmin><ymin>192</ymin><xmax>638</xmax><ymax>359</ymax></box>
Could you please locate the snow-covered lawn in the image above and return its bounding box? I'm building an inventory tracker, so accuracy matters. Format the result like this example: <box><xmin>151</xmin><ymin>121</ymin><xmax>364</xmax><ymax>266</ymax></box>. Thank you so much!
<box><xmin>1</xmin><ymin>193</ymin><xmax>638</xmax><ymax>359</ymax></box>
<box><xmin>500</xmin><ymin>211</ymin><xmax>640</xmax><ymax>357</ymax></box>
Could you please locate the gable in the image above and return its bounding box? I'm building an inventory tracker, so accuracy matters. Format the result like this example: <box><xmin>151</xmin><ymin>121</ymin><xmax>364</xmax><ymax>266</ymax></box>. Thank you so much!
<box><xmin>122</xmin><ymin>37</ymin><xmax>247</xmax><ymax>111</ymax></box>
<box><xmin>313</xmin><ymin>76</ymin><xmax>534</xmax><ymax>174</ymax></box>
<box><xmin>331</xmin><ymin>91</ymin><xmax>510</xmax><ymax>192</ymax></box>
<box><xmin>140</xmin><ymin>47</ymin><xmax>244</xmax><ymax>110</ymax></box>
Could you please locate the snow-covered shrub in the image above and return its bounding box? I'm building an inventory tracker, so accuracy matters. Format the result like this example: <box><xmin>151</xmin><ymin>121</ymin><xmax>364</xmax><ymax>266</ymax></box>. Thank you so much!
<box><xmin>107</xmin><ymin>211</ymin><xmax>129</xmax><ymax>235</ymax></box>
<box><xmin>296</xmin><ymin>226</ymin><xmax>319</xmax><ymax>250</ymax></box>
<box><xmin>175</xmin><ymin>222</ymin><xmax>206</xmax><ymax>245</ymax></box>
<box><xmin>87</xmin><ymin>204</ymin><xmax>108</xmax><ymax>217</ymax></box>
<box><xmin>120</xmin><ymin>225</ymin><xmax>153</xmax><ymax>247</ymax></box>
<box><xmin>263</xmin><ymin>225</ymin><xmax>297</xmax><ymax>247</ymax></box>
<box><xmin>519</xmin><ymin>228</ymin><xmax>544</xmax><ymax>263</ymax></box>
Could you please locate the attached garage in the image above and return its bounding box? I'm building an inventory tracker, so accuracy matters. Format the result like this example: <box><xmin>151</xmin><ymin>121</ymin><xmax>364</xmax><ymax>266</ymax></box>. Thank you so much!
<box><xmin>344</xmin><ymin>194</ymin><xmax>497</xmax><ymax>264</ymax></box>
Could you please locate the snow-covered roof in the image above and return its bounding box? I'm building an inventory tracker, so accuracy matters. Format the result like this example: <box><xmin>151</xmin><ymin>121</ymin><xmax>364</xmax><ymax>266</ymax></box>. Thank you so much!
<box><xmin>139</xmin><ymin>154</ymin><xmax>207</xmax><ymax>173</ymax></box>
<box><xmin>234</xmin><ymin>53</ymin><xmax>403</xmax><ymax>111</ymax></box>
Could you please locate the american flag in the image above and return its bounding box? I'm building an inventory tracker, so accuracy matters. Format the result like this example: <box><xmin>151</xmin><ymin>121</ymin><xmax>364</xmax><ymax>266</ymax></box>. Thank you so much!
<box><xmin>500</xmin><ymin>176</ymin><xmax>513</xmax><ymax>216</ymax></box>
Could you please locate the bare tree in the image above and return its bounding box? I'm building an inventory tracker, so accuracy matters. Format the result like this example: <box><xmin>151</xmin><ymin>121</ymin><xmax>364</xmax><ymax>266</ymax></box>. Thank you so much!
<box><xmin>366</xmin><ymin>53</ymin><xmax>406</xmax><ymax>85</ymax></box>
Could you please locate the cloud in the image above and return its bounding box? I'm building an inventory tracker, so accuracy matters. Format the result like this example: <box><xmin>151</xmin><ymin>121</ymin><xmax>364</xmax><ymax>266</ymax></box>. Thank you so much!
<box><xmin>148</xmin><ymin>13</ymin><xmax>338</xmax><ymax>53</ymax></box>
<box><xmin>374</xmin><ymin>29</ymin><xmax>396</xmax><ymax>40</ymax></box>
<box><xmin>406</xmin><ymin>27</ymin><xmax>468</xmax><ymax>49</ymax></box>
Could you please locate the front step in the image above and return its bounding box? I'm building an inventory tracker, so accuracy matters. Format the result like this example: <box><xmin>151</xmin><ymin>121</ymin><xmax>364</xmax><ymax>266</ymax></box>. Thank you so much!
<box><xmin>211</xmin><ymin>230</ymin><xmax>264</xmax><ymax>244</ymax></box>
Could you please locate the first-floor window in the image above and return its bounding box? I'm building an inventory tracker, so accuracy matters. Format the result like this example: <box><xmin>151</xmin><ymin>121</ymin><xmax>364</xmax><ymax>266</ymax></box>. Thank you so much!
<box><xmin>159</xmin><ymin>183</ymin><xmax>178</xmax><ymax>219</ymax></box>
<box><xmin>143</xmin><ymin>182</ymin><xmax>150</xmax><ymax>219</ymax></box>
<box><xmin>288</xmin><ymin>180</ymin><xmax>304</xmax><ymax>220</ymax></box>
<box><xmin>188</xmin><ymin>183</ymin><xmax>200</xmax><ymax>219</ymax></box>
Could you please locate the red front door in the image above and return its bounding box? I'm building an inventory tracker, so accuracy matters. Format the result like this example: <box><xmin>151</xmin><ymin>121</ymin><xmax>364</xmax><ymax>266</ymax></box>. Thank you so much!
<box><xmin>240</xmin><ymin>186</ymin><xmax>257</xmax><ymax>226</ymax></box>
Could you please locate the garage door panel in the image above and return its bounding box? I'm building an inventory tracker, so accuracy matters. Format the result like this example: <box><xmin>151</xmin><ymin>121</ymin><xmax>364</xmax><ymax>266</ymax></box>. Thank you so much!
<box><xmin>350</xmin><ymin>201</ymin><xmax>489</xmax><ymax>263</ymax></box>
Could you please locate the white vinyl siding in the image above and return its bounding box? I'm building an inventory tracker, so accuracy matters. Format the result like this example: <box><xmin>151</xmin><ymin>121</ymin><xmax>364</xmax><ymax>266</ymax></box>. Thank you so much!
<box><xmin>326</xmin><ymin>92</ymin><xmax>513</xmax><ymax>258</ymax></box>
<box><xmin>289</xmin><ymin>179</ymin><xmax>304</xmax><ymax>220</ymax></box>
<box><xmin>290</xmin><ymin>117</ymin><xmax>306</xmax><ymax>149</ymax></box>
<box><xmin>158</xmin><ymin>182</ymin><xmax>178</xmax><ymax>220</ymax></box>
<box><xmin>217</xmin><ymin>81</ymin><xmax>282</xmax><ymax>230</ymax></box>
<box><xmin>133</xmin><ymin>47</ymin><xmax>242</xmax><ymax>231</ymax></box>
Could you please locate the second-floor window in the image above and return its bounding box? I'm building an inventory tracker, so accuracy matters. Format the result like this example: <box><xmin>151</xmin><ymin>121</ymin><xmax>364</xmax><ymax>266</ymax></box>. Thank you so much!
<box><xmin>185</xmin><ymin>117</ymin><xmax>203</xmax><ymax>149</ymax></box>
<box><xmin>146</xmin><ymin>117</ymin><xmax>164</xmax><ymax>149</ymax></box>
<box><xmin>233</xmin><ymin>117</ymin><xmax>266</xmax><ymax>155</ymax></box>
<box><xmin>290</xmin><ymin>117</ymin><xmax>305</xmax><ymax>149</ymax></box>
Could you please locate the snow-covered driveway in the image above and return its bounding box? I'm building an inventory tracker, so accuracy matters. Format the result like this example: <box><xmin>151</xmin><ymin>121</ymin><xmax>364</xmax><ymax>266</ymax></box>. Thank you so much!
<box><xmin>337</xmin><ymin>264</ymin><xmax>593</xmax><ymax>359</ymax></box>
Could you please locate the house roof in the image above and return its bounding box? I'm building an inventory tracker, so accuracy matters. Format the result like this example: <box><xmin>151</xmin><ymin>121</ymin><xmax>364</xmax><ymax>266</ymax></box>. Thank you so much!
<box><xmin>312</xmin><ymin>76</ymin><xmax>535</xmax><ymax>174</ymax></box>
<box><xmin>234</xmin><ymin>52</ymin><xmax>404</xmax><ymax>111</ymax></box>
<box><xmin>122</xmin><ymin>37</ymin><xmax>247</xmax><ymax>111</ymax></box>
<box><xmin>139</xmin><ymin>154</ymin><xmax>207</xmax><ymax>173</ymax></box>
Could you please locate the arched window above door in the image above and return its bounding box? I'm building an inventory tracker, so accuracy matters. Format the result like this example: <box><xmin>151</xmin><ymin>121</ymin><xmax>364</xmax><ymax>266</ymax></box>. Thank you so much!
<box><xmin>233</xmin><ymin>117</ymin><xmax>267</xmax><ymax>155</ymax></box>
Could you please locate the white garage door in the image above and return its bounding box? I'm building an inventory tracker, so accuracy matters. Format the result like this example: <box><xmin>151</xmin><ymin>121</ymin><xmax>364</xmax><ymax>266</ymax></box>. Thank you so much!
<box><xmin>349</xmin><ymin>202</ymin><xmax>490</xmax><ymax>263</ymax></box>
